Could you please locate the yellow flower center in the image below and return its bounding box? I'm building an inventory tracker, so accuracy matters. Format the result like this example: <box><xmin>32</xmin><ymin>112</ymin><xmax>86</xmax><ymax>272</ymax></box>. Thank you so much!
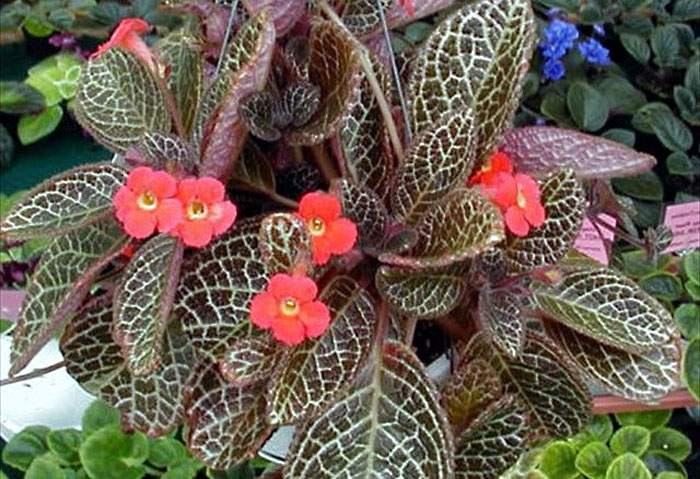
<box><xmin>187</xmin><ymin>200</ymin><xmax>208</xmax><ymax>220</ymax></box>
<box><xmin>516</xmin><ymin>190</ymin><xmax>527</xmax><ymax>209</ymax></box>
<box><xmin>280</xmin><ymin>298</ymin><xmax>299</xmax><ymax>316</ymax></box>
<box><xmin>137</xmin><ymin>191</ymin><xmax>158</xmax><ymax>211</ymax></box>
<box><xmin>309</xmin><ymin>217</ymin><xmax>326</xmax><ymax>236</ymax></box>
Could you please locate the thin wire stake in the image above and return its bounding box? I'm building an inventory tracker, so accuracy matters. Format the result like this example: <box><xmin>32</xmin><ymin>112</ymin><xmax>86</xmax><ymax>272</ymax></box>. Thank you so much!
<box><xmin>376</xmin><ymin>0</ymin><xmax>412</xmax><ymax>142</ymax></box>
<box><xmin>215</xmin><ymin>0</ymin><xmax>241</xmax><ymax>76</ymax></box>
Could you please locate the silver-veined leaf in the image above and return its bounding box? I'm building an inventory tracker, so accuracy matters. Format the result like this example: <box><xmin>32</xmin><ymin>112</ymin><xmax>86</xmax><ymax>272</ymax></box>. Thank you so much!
<box><xmin>331</xmin><ymin>179</ymin><xmax>389</xmax><ymax>250</ymax></box>
<box><xmin>231</xmin><ymin>140</ymin><xmax>276</xmax><ymax>195</ymax></box>
<box><xmin>132</xmin><ymin>131</ymin><xmax>199</xmax><ymax>174</ymax></box>
<box><xmin>285</xmin><ymin>341</ymin><xmax>454</xmax><ymax>479</ymax></box>
<box><xmin>266</xmin><ymin>277</ymin><xmax>376</xmax><ymax>425</ymax></box>
<box><xmin>113</xmin><ymin>235</ymin><xmax>184</xmax><ymax>376</ymax></box>
<box><xmin>74</xmin><ymin>48</ymin><xmax>171</xmax><ymax>154</ymax></box>
<box><xmin>341</xmin><ymin>0</ymin><xmax>391</xmax><ymax>36</ymax></box>
<box><xmin>10</xmin><ymin>219</ymin><xmax>128</xmax><ymax>376</ymax></box>
<box><xmin>219</xmin><ymin>336</ymin><xmax>284</xmax><ymax>386</ymax></box>
<box><xmin>258</xmin><ymin>213</ymin><xmax>312</xmax><ymax>275</ymax></box>
<box><xmin>0</xmin><ymin>163</ymin><xmax>127</xmax><ymax>241</ymax></box>
<box><xmin>242</xmin><ymin>0</ymin><xmax>305</xmax><ymax>36</ymax></box>
<box><xmin>478</xmin><ymin>287</ymin><xmax>524</xmax><ymax>359</ymax></box>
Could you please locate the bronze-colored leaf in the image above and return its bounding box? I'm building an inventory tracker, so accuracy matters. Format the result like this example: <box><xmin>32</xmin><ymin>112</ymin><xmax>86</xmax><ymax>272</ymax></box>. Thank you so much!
<box><xmin>133</xmin><ymin>131</ymin><xmax>199</xmax><ymax>174</ymax></box>
<box><xmin>239</xmin><ymin>91</ymin><xmax>282</xmax><ymax>142</ymax></box>
<box><xmin>341</xmin><ymin>0</ymin><xmax>391</xmax><ymax>36</ymax></box>
<box><xmin>382</xmin><ymin>187</ymin><xmax>505</xmax><ymax>268</ymax></box>
<box><xmin>376</xmin><ymin>263</ymin><xmax>467</xmax><ymax>319</ymax></box>
<box><xmin>330</xmin><ymin>179</ymin><xmax>389</xmax><ymax>250</ymax></box>
<box><xmin>288</xmin><ymin>20</ymin><xmax>363</xmax><ymax>146</ymax></box>
<box><xmin>478</xmin><ymin>287</ymin><xmax>524</xmax><ymax>358</ymax></box>
<box><xmin>275</xmin><ymin>81</ymin><xmax>321</xmax><ymax>128</ymax></box>
<box><xmin>219</xmin><ymin>336</ymin><xmax>284</xmax><ymax>386</ymax></box>
<box><xmin>241</xmin><ymin>0</ymin><xmax>305</xmax><ymax>36</ymax></box>
<box><xmin>61</xmin><ymin>297</ymin><xmax>196</xmax><ymax>436</ymax></box>
<box><xmin>258</xmin><ymin>213</ymin><xmax>312</xmax><ymax>275</ymax></box>
<box><xmin>231</xmin><ymin>140</ymin><xmax>276</xmax><ymax>194</ymax></box>
<box><xmin>505</xmin><ymin>169</ymin><xmax>586</xmax><ymax>273</ymax></box>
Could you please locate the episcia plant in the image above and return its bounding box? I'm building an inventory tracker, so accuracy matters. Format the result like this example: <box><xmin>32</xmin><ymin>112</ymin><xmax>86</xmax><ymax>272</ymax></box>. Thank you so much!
<box><xmin>0</xmin><ymin>0</ymin><xmax>686</xmax><ymax>478</ymax></box>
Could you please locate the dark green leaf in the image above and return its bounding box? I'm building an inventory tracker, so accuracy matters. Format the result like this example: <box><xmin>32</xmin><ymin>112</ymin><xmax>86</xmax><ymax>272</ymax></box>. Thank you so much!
<box><xmin>1</xmin><ymin>425</ymin><xmax>50</xmax><ymax>471</ymax></box>
<box><xmin>47</xmin><ymin>429</ymin><xmax>82</xmax><ymax>466</ymax></box>
<box><xmin>601</xmin><ymin>128</ymin><xmax>635</xmax><ymax>148</ymax></box>
<box><xmin>148</xmin><ymin>437</ymin><xmax>190</xmax><ymax>469</ymax></box>
<box><xmin>650</xmin><ymin>110</ymin><xmax>693</xmax><ymax>152</ymax></box>
<box><xmin>651</xmin><ymin>26</ymin><xmax>680</xmax><ymax>67</ymax></box>
<box><xmin>567</xmin><ymin>81</ymin><xmax>608</xmax><ymax>132</ymax></box>
<box><xmin>648</xmin><ymin>428</ymin><xmax>692</xmax><ymax>461</ymax></box>
<box><xmin>596</xmin><ymin>76</ymin><xmax>647</xmax><ymax>115</ymax></box>
<box><xmin>25</xmin><ymin>457</ymin><xmax>66</xmax><ymax>479</ymax></box>
<box><xmin>667</xmin><ymin>152</ymin><xmax>699</xmax><ymax>176</ymax></box>
<box><xmin>0</xmin><ymin>81</ymin><xmax>45</xmax><ymax>114</ymax></box>
<box><xmin>612</xmin><ymin>171</ymin><xmax>663</xmax><ymax>201</ymax></box>
<box><xmin>674</xmin><ymin>303</ymin><xmax>699</xmax><ymax>339</ymax></box>
<box><xmin>685</xmin><ymin>338</ymin><xmax>700</xmax><ymax>402</ymax></box>
<box><xmin>639</xmin><ymin>272</ymin><xmax>683</xmax><ymax>301</ymax></box>
<box><xmin>620</xmin><ymin>34</ymin><xmax>650</xmax><ymax>64</ymax></box>
<box><xmin>682</xmin><ymin>251</ymin><xmax>700</xmax><ymax>284</ymax></box>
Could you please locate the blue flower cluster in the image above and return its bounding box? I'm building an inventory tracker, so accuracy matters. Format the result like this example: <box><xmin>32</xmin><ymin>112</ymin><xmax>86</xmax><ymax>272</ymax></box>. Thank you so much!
<box><xmin>539</xmin><ymin>20</ymin><xmax>611</xmax><ymax>81</ymax></box>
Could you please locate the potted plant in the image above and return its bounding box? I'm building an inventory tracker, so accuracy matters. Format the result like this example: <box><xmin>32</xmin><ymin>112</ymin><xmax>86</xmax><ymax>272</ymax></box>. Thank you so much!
<box><xmin>0</xmin><ymin>0</ymin><xmax>691</xmax><ymax>478</ymax></box>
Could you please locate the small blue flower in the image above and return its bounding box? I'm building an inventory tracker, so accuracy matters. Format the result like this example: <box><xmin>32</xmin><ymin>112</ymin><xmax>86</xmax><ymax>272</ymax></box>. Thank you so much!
<box><xmin>543</xmin><ymin>58</ymin><xmax>566</xmax><ymax>81</ymax></box>
<box><xmin>546</xmin><ymin>7</ymin><xmax>561</xmax><ymax>18</ymax></box>
<box><xmin>578</xmin><ymin>38</ymin><xmax>611</xmax><ymax>66</ymax></box>
<box><xmin>540</xmin><ymin>20</ymin><xmax>579</xmax><ymax>60</ymax></box>
<box><xmin>593</xmin><ymin>23</ymin><xmax>605</xmax><ymax>36</ymax></box>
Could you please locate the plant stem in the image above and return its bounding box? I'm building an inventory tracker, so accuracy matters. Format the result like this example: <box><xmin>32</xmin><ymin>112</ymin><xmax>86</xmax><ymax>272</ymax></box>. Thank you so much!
<box><xmin>143</xmin><ymin>464</ymin><xmax>164</xmax><ymax>477</ymax></box>
<box><xmin>215</xmin><ymin>0</ymin><xmax>240</xmax><ymax>76</ymax></box>
<box><xmin>310</xmin><ymin>143</ymin><xmax>340</xmax><ymax>183</ymax></box>
<box><xmin>0</xmin><ymin>361</ymin><xmax>65</xmax><ymax>387</ymax></box>
<box><xmin>156</xmin><ymin>74</ymin><xmax>186</xmax><ymax>139</ymax></box>
<box><xmin>266</xmin><ymin>191</ymin><xmax>299</xmax><ymax>209</ymax></box>
<box><xmin>404</xmin><ymin>316</ymin><xmax>418</xmax><ymax>346</ymax></box>
<box><xmin>589</xmin><ymin>213</ymin><xmax>644</xmax><ymax>249</ymax></box>
<box><xmin>315</xmin><ymin>0</ymin><xmax>405</xmax><ymax>159</ymax></box>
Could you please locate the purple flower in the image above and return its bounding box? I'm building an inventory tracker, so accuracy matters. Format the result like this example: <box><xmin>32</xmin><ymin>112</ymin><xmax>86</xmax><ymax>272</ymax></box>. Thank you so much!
<box><xmin>543</xmin><ymin>58</ymin><xmax>566</xmax><ymax>81</ymax></box>
<box><xmin>593</xmin><ymin>23</ymin><xmax>605</xmax><ymax>36</ymax></box>
<box><xmin>578</xmin><ymin>38</ymin><xmax>611</xmax><ymax>66</ymax></box>
<box><xmin>48</xmin><ymin>33</ymin><xmax>77</xmax><ymax>51</ymax></box>
<box><xmin>540</xmin><ymin>20</ymin><xmax>579</xmax><ymax>60</ymax></box>
<box><xmin>535</xmin><ymin>117</ymin><xmax>547</xmax><ymax>126</ymax></box>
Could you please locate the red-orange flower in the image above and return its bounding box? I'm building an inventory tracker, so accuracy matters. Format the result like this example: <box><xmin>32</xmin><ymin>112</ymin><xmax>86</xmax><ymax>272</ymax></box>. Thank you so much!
<box><xmin>297</xmin><ymin>192</ymin><xmax>357</xmax><ymax>265</ymax></box>
<box><xmin>468</xmin><ymin>152</ymin><xmax>514</xmax><ymax>187</ymax></box>
<box><xmin>91</xmin><ymin>18</ymin><xmax>154</xmax><ymax>68</ymax></box>
<box><xmin>250</xmin><ymin>273</ymin><xmax>331</xmax><ymax>346</ymax></box>
<box><xmin>113</xmin><ymin>167</ymin><xmax>182</xmax><ymax>239</ymax></box>
<box><xmin>172</xmin><ymin>177</ymin><xmax>237</xmax><ymax>248</ymax></box>
<box><xmin>488</xmin><ymin>173</ymin><xmax>546</xmax><ymax>237</ymax></box>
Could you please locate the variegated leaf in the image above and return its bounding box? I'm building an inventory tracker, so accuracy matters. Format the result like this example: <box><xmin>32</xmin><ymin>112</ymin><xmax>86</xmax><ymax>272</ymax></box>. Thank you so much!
<box><xmin>258</xmin><ymin>213</ymin><xmax>312</xmax><ymax>275</ymax></box>
<box><xmin>500</xmin><ymin>127</ymin><xmax>656</xmax><ymax>179</ymax></box>
<box><xmin>544</xmin><ymin>320</ymin><xmax>680</xmax><ymax>403</ymax></box>
<box><xmin>462</xmin><ymin>332</ymin><xmax>592</xmax><ymax>439</ymax></box>
<box><xmin>455</xmin><ymin>395</ymin><xmax>530</xmax><ymax>479</ymax></box>
<box><xmin>231</xmin><ymin>140</ymin><xmax>276</xmax><ymax>194</ymax></box>
<box><xmin>0</xmin><ymin>163</ymin><xmax>127</xmax><ymax>241</ymax></box>
<box><xmin>113</xmin><ymin>235</ymin><xmax>184</xmax><ymax>376</ymax></box>
<box><xmin>241</xmin><ymin>0</ymin><xmax>305</xmax><ymax>36</ymax></box>
<box><xmin>330</xmin><ymin>179</ymin><xmax>389</xmax><ymax>250</ymax></box>
<box><xmin>478</xmin><ymin>287</ymin><xmax>524</xmax><ymax>358</ymax></box>
<box><xmin>219</xmin><ymin>336</ymin><xmax>284</xmax><ymax>386</ymax></box>
<box><xmin>288</xmin><ymin>20</ymin><xmax>363</xmax><ymax>146</ymax></box>
<box><xmin>192</xmin><ymin>73</ymin><xmax>230</xmax><ymax>150</ymax></box>
<box><xmin>505</xmin><ymin>169</ymin><xmax>586</xmax><ymax>273</ymax></box>
<box><xmin>10</xmin><ymin>219</ymin><xmax>128</xmax><ymax>376</ymax></box>
<box><xmin>341</xmin><ymin>0</ymin><xmax>391</xmax><ymax>36</ymax></box>
<box><xmin>74</xmin><ymin>48</ymin><xmax>171</xmax><ymax>154</ymax></box>
<box><xmin>239</xmin><ymin>91</ymin><xmax>282</xmax><ymax>142</ymax></box>
<box><xmin>185</xmin><ymin>361</ymin><xmax>271</xmax><ymax>470</ymax></box>
<box><xmin>532</xmin><ymin>266</ymin><xmax>676</xmax><ymax>353</ymax></box>
<box><xmin>382</xmin><ymin>187</ymin><xmax>505</xmax><ymax>268</ymax></box>
<box><xmin>133</xmin><ymin>131</ymin><xmax>199</xmax><ymax>174</ymax></box>
<box><xmin>285</xmin><ymin>341</ymin><xmax>454</xmax><ymax>479</ymax></box>
<box><xmin>60</xmin><ymin>297</ymin><xmax>196</xmax><ymax>436</ymax></box>
<box><xmin>157</xmin><ymin>31</ymin><xmax>203</xmax><ymax>136</ymax></box>
<box><xmin>338</xmin><ymin>53</ymin><xmax>394</xmax><ymax>202</ymax></box>
<box><xmin>175</xmin><ymin>218</ymin><xmax>269</xmax><ymax>360</ymax></box>
<box><xmin>267</xmin><ymin>276</ymin><xmax>376</xmax><ymax>425</ymax></box>
<box><xmin>441</xmin><ymin>358</ymin><xmax>502</xmax><ymax>436</ymax></box>
<box><xmin>275</xmin><ymin>81</ymin><xmax>322</xmax><ymax>128</ymax></box>
<box><xmin>376</xmin><ymin>263</ymin><xmax>467</xmax><ymax>319</ymax></box>
<box><xmin>390</xmin><ymin>110</ymin><xmax>476</xmax><ymax>225</ymax></box>
<box><xmin>199</xmin><ymin>10</ymin><xmax>276</xmax><ymax>180</ymax></box>
<box><xmin>408</xmin><ymin>0</ymin><xmax>535</xmax><ymax>162</ymax></box>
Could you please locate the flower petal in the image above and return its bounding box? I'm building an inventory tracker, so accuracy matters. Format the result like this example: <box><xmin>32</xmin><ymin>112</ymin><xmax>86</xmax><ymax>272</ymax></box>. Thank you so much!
<box><xmin>178</xmin><ymin>220</ymin><xmax>214</xmax><ymax>248</ymax></box>
<box><xmin>149</xmin><ymin>170</ymin><xmax>178</xmax><ymax>198</ymax></box>
<box><xmin>176</xmin><ymin>178</ymin><xmax>198</xmax><ymax>205</ymax></box>
<box><xmin>195</xmin><ymin>177</ymin><xmax>226</xmax><ymax>204</ymax></box>
<box><xmin>271</xmin><ymin>316</ymin><xmax>305</xmax><ymax>346</ymax></box>
<box><xmin>250</xmin><ymin>292</ymin><xmax>279</xmax><ymax>328</ymax></box>
<box><xmin>490</xmin><ymin>152</ymin><xmax>514</xmax><ymax>175</ymax></box>
<box><xmin>289</xmin><ymin>275</ymin><xmax>318</xmax><ymax>302</ymax></box>
<box><xmin>489</xmin><ymin>173</ymin><xmax>518</xmax><ymax>210</ymax></box>
<box><xmin>299</xmin><ymin>301</ymin><xmax>331</xmax><ymax>338</ymax></box>
<box><xmin>326</xmin><ymin>218</ymin><xmax>357</xmax><ymax>255</ymax></box>
<box><xmin>126</xmin><ymin>167</ymin><xmax>154</xmax><ymax>193</ymax></box>
<box><xmin>209</xmin><ymin>201</ymin><xmax>237</xmax><ymax>235</ymax></box>
<box><xmin>298</xmin><ymin>192</ymin><xmax>341</xmax><ymax>222</ymax></box>
<box><xmin>268</xmin><ymin>274</ymin><xmax>296</xmax><ymax>300</ymax></box>
<box><xmin>515</xmin><ymin>174</ymin><xmax>541</xmax><ymax>201</ymax></box>
<box><xmin>311</xmin><ymin>235</ymin><xmax>332</xmax><ymax>265</ymax></box>
<box><xmin>505</xmin><ymin>206</ymin><xmax>530</xmax><ymax>237</ymax></box>
<box><xmin>113</xmin><ymin>187</ymin><xmax>136</xmax><ymax>216</ymax></box>
<box><xmin>156</xmin><ymin>198</ymin><xmax>184</xmax><ymax>233</ymax></box>
<box><xmin>525</xmin><ymin>202</ymin><xmax>546</xmax><ymax>228</ymax></box>
<box><xmin>123</xmin><ymin>208</ymin><xmax>157</xmax><ymax>239</ymax></box>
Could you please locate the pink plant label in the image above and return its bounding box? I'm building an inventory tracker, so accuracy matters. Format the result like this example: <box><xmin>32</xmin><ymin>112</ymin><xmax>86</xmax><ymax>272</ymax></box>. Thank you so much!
<box><xmin>574</xmin><ymin>214</ymin><xmax>616</xmax><ymax>265</ymax></box>
<box><xmin>663</xmin><ymin>202</ymin><xmax>700</xmax><ymax>253</ymax></box>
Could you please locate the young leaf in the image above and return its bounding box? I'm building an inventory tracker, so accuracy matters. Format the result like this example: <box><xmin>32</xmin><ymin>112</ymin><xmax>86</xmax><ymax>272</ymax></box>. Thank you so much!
<box><xmin>61</xmin><ymin>297</ymin><xmax>196</xmax><ymax>436</ymax></box>
<box><xmin>539</xmin><ymin>441</ymin><xmax>578</xmax><ymax>479</ymax></box>
<box><xmin>285</xmin><ymin>341</ymin><xmax>454</xmax><ymax>479</ymax></box>
<box><xmin>648</xmin><ymin>428</ymin><xmax>691</xmax><ymax>461</ymax></box>
<box><xmin>219</xmin><ymin>336</ymin><xmax>284</xmax><ymax>386</ymax></box>
<box><xmin>156</xmin><ymin>32</ymin><xmax>203</xmax><ymax>136</ymax></box>
<box><xmin>610</xmin><ymin>426</ymin><xmax>651</xmax><ymax>456</ymax></box>
<box><xmin>10</xmin><ymin>219</ymin><xmax>128</xmax><ymax>376</ymax></box>
<box><xmin>376</xmin><ymin>263</ymin><xmax>467</xmax><ymax>319</ymax></box>
<box><xmin>533</xmin><ymin>267</ymin><xmax>676</xmax><ymax>353</ymax></box>
<box><xmin>175</xmin><ymin>218</ymin><xmax>269</xmax><ymax>360</ymax></box>
<box><xmin>383</xmin><ymin>187</ymin><xmax>504</xmax><ymax>268</ymax></box>
<box><xmin>81</xmin><ymin>400</ymin><xmax>120</xmax><ymax>435</ymax></box>
<box><xmin>18</xmin><ymin>105</ymin><xmax>63</xmax><ymax>145</ymax></box>
<box><xmin>113</xmin><ymin>235</ymin><xmax>184</xmax><ymax>376</ymax></box>
<box><xmin>266</xmin><ymin>276</ymin><xmax>376</xmax><ymax>425</ymax></box>
<box><xmin>462</xmin><ymin>332</ymin><xmax>592</xmax><ymax>439</ymax></box>
<box><xmin>606</xmin><ymin>453</ymin><xmax>652</xmax><ymax>479</ymax></box>
<box><xmin>408</xmin><ymin>0</ymin><xmax>535</xmax><ymax>161</ymax></box>
<box><xmin>331</xmin><ymin>179</ymin><xmax>390</xmax><ymax>250</ymax></box>
<box><xmin>74</xmin><ymin>48</ymin><xmax>171</xmax><ymax>154</ymax></box>
<box><xmin>390</xmin><ymin>110</ymin><xmax>477</xmax><ymax>225</ymax></box>
<box><xmin>454</xmin><ymin>395</ymin><xmax>530</xmax><ymax>479</ymax></box>
<box><xmin>505</xmin><ymin>169</ymin><xmax>585</xmax><ymax>272</ymax></box>
<box><xmin>79</xmin><ymin>424</ymin><xmax>149</xmax><ymax>479</ymax></box>
<box><xmin>25</xmin><ymin>457</ymin><xmax>66</xmax><ymax>479</ymax></box>
<box><xmin>258</xmin><ymin>213</ymin><xmax>312</xmax><ymax>275</ymax></box>
<box><xmin>575</xmin><ymin>442</ymin><xmax>614</xmax><ymax>479</ymax></box>
<box><xmin>615</xmin><ymin>410</ymin><xmax>672</xmax><ymax>431</ymax></box>
<box><xmin>0</xmin><ymin>163</ymin><xmax>127</xmax><ymax>241</ymax></box>
<box><xmin>478</xmin><ymin>287</ymin><xmax>524</xmax><ymax>358</ymax></box>
<box><xmin>288</xmin><ymin>20</ymin><xmax>363</xmax><ymax>146</ymax></box>
<box><xmin>500</xmin><ymin>127</ymin><xmax>656</xmax><ymax>179</ymax></box>
<box><xmin>47</xmin><ymin>429</ymin><xmax>82</xmax><ymax>466</ymax></box>
<box><xmin>544</xmin><ymin>320</ymin><xmax>680</xmax><ymax>402</ymax></box>
<box><xmin>185</xmin><ymin>361</ymin><xmax>271</xmax><ymax>470</ymax></box>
